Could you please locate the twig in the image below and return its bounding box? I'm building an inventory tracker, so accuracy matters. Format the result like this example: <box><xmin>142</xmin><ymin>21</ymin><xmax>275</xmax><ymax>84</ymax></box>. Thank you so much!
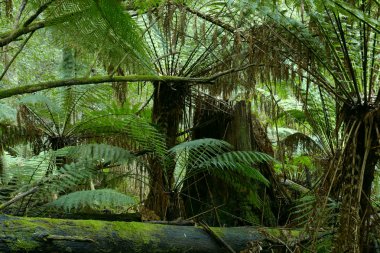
<box><xmin>182</xmin><ymin>204</ymin><xmax>225</xmax><ymax>221</ymax></box>
<box><xmin>197</xmin><ymin>220</ymin><xmax>236</xmax><ymax>253</ymax></box>
<box><xmin>144</xmin><ymin>219</ymin><xmax>195</xmax><ymax>226</ymax></box>
<box><xmin>0</xmin><ymin>31</ymin><xmax>34</xmax><ymax>81</ymax></box>
<box><xmin>135</xmin><ymin>94</ymin><xmax>153</xmax><ymax>115</ymax></box>
<box><xmin>14</xmin><ymin>0</ymin><xmax>28</xmax><ymax>28</ymax></box>
<box><xmin>23</xmin><ymin>0</ymin><xmax>55</xmax><ymax>27</ymax></box>
<box><xmin>0</xmin><ymin>186</ymin><xmax>39</xmax><ymax>211</ymax></box>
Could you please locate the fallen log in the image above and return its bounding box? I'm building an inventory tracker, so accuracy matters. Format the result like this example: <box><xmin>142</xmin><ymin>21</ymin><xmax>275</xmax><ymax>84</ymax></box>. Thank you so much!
<box><xmin>0</xmin><ymin>215</ymin><xmax>303</xmax><ymax>252</ymax></box>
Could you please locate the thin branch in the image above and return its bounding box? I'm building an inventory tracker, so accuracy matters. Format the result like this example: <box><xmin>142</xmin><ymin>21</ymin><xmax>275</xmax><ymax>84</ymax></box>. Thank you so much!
<box><xmin>179</xmin><ymin>4</ymin><xmax>235</xmax><ymax>34</ymax></box>
<box><xmin>23</xmin><ymin>0</ymin><xmax>55</xmax><ymax>27</ymax></box>
<box><xmin>135</xmin><ymin>94</ymin><xmax>153</xmax><ymax>115</ymax></box>
<box><xmin>197</xmin><ymin>220</ymin><xmax>236</xmax><ymax>253</ymax></box>
<box><xmin>0</xmin><ymin>0</ymin><xmax>55</xmax><ymax>47</ymax></box>
<box><xmin>0</xmin><ymin>21</ymin><xmax>45</xmax><ymax>47</ymax></box>
<box><xmin>0</xmin><ymin>31</ymin><xmax>34</xmax><ymax>81</ymax></box>
<box><xmin>0</xmin><ymin>186</ymin><xmax>39</xmax><ymax>211</ymax></box>
<box><xmin>14</xmin><ymin>0</ymin><xmax>28</xmax><ymax>28</ymax></box>
<box><xmin>0</xmin><ymin>65</ymin><xmax>255</xmax><ymax>99</ymax></box>
<box><xmin>332</xmin><ymin>0</ymin><xmax>380</xmax><ymax>33</ymax></box>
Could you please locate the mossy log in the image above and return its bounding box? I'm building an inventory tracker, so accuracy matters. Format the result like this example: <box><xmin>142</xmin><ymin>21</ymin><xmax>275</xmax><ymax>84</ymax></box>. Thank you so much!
<box><xmin>0</xmin><ymin>215</ymin><xmax>302</xmax><ymax>252</ymax></box>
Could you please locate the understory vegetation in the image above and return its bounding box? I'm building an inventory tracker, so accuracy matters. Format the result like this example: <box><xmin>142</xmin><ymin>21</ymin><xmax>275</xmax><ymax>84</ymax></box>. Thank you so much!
<box><xmin>0</xmin><ymin>0</ymin><xmax>379</xmax><ymax>252</ymax></box>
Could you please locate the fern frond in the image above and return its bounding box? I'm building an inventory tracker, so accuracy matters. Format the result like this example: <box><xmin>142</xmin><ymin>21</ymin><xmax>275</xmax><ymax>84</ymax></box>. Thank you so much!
<box><xmin>170</xmin><ymin>139</ymin><xmax>272</xmax><ymax>188</ymax></box>
<box><xmin>204</xmin><ymin>161</ymin><xmax>269</xmax><ymax>186</ymax></box>
<box><xmin>169</xmin><ymin>138</ymin><xmax>232</xmax><ymax>154</ymax></box>
<box><xmin>55</xmin><ymin>161</ymin><xmax>95</xmax><ymax>189</ymax></box>
<box><xmin>279</xmin><ymin>132</ymin><xmax>322</xmax><ymax>155</ymax></box>
<box><xmin>49</xmin><ymin>189</ymin><xmax>136</xmax><ymax>212</ymax></box>
<box><xmin>0</xmin><ymin>103</ymin><xmax>17</xmax><ymax>125</ymax></box>
<box><xmin>63</xmin><ymin>144</ymin><xmax>137</xmax><ymax>165</ymax></box>
<box><xmin>195</xmin><ymin>151</ymin><xmax>272</xmax><ymax>185</ymax></box>
<box><xmin>31</xmin><ymin>0</ymin><xmax>152</xmax><ymax>72</ymax></box>
<box><xmin>291</xmin><ymin>195</ymin><xmax>339</xmax><ymax>226</ymax></box>
<box><xmin>75</xmin><ymin>113</ymin><xmax>166</xmax><ymax>157</ymax></box>
<box><xmin>205</xmin><ymin>151</ymin><xmax>274</xmax><ymax>166</ymax></box>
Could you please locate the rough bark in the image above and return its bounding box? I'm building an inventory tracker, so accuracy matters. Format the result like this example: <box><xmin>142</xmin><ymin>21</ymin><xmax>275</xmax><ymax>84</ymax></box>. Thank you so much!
<box><xmin>183</xmin><ymin>99</ymin><xmax>287</xmax><ymax>226</ymax></box>
<box><xmin>333</xmin><ymin>111</ymin><xmax>379</xmax><ymax>253</ymax></box>
<box><xmin>0</xmin><ymin>215</ymin><xmax>302</xmax><ymax>253</ymax></box>
<box><xmin>145</xmin><ymin>82</ymin><xmax>188</xmax><ymax>220</ymax></box>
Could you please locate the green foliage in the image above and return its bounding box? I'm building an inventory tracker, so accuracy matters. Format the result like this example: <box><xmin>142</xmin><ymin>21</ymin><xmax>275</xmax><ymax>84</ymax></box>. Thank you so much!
<box><xmin>64</xmin><ymin>144</ymin><xmax>137</xmax><ymax>166</ymax></box>
<box><xmin>169</xmin><ymin>138</ymin><xmax>272</xmax><ymax>190</ymax></box>
<box><xmin>0</xmin><ymin>103</ymin><xmax>17</xmax><ymax>125</ymax></box>
<box><xmin>49</xmin><ymin>189</ymin><xmax>136</xmax><ymax>212</ymax></box>
<box><xmin>291</xmin><ymin>195</ymin><xmax>339</xmax><ymax>226</ymax></box>
<box><xmin>29</xmin><ymin>0</ymin><xmax>152</xmax><ymax>72</ymax></box>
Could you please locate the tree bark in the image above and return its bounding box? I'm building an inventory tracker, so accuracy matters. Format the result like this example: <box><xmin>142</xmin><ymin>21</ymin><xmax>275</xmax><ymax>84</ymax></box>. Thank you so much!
<box><xmin>145</xmin><ymin>82</ymin><xmax>188</xmax><ymax>220</ymax></box>
<box><xmin>0</xmin><ymin>215</ymin><xmax>301</xmax><ymax>253</ymax></box>
<box><xmin>332</xmin><ymin>112</ymin><xmax>379</xmax><ymax>253</ymax></box>
<box><xmin>183</xmin><ymin>99</ymin><xmax>287</xmax><ymax>226</ymax></box>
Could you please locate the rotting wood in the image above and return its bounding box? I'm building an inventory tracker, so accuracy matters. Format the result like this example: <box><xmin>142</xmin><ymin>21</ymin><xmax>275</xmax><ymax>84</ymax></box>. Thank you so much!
<box><xmin>0</xmin><ymin>214</ymin><xmax>305</xmax><ymax>253</ymax></box>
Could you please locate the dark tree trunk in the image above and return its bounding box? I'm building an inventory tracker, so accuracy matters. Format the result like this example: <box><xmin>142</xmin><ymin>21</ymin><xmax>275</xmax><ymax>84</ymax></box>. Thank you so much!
<box><xmin>332</xmin><ymin>106</ymin><xmax>379</xmax><ymax>253</ymax></box>
<box><xmin>183</xmin><ymin>98</ymin><xmax>287</xmax><ymax>226</ymax></box>
<box><xmin>0</xmin><ymin>215</ymin><xmax>306</xmax><ymax>253</ymax></box>
<box><xmin>145</xmin><ymin>81</ymin><xmax>188</xmax><ymax>220</ymax></box>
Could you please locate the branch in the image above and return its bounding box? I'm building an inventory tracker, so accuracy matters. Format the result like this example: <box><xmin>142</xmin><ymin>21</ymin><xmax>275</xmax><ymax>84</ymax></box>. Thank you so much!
<box><xmin>0</xmin><ymin>21</ymin><xmax>45</xmax><ymax>47</ymax></box>
<box><xmin>0</xmin><ymin>31</ymin><xmax>35</xmax><ymax>81</ymax></box>
<box><xmin>0</xmin><ymin>186</ymin><xmax>39</xmax><ymax>211</ymax></box>
<box><xmin>0</xmin><ymin>65</ymin><xmax>255</xmax><ymax>99</ymax></box>
<box><xmin>0</xmin><ymin>4</ymin><xmax>84</xmax><ymax>47</ymax></box>
<box><xmin>178</xmin><ymin>4</ymin><xmax>236</xmax><ymax>34</ymax></box>
<box><xmin>23</xmin><ymin>0</ymin><xmax>55</xmax><ymax>27</ymax></box>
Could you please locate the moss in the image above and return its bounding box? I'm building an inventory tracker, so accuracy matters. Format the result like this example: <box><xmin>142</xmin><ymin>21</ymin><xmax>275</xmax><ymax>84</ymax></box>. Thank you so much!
<box><xmin>3</xmin><ymin>215</ymin><xmax>161</xmax><ymax>252</ymax></box>
<box><xmin>263</xmin><ymin>228</ymin><xmax>281</xmax><ymax>237</ymax></box>
<box><xmin>288</xmin><ymin>229</ymin><xmax>301</xmax><ymax>238</ymax></box>
<box><xmin>261</xmin><ymin>227</ymin><xmax>303</xmax><ymax>243</ymax></box>
<box><xmin>208</xmin><ymin>227</ymin><xmax>225</xmax><ymax>238</ymax></box>
<box><xmin>10</xmin><ymin>239</ymin><xmax>39</xmax><ymax>252</ymax></box>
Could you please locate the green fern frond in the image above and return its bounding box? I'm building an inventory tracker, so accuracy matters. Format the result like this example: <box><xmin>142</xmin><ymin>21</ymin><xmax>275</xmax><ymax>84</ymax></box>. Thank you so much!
<box><xmin>196</xmin><ymin>151</ymin><xmax>273</xmax><ymax>185</ymax></box>
<box><xmin>0</xmin><ymin>103</ymin><xmax>17</xmax><ymax>125</ymax></box>
<box><xmin>206</xmin><ymin>151</ymin><xmax>274</xmax><ymax>166</ymax></box>
<box><xmin>170</xmin><ymin>139</ymin><xmax>272</xmax><ymax>188</ymax></box>
<box><xmin>169</xmin><ymin>138</ymin><xmax>232</xmax><ymax>154</ymax></box>
<box><xmin>76</xmin><ymin>113</ymin><xmax>166</xmax><ymax>157</ymax></box>
<box><xmin>279</xmin><ymin>132</ymin><xmax>322</xmax><ymax>155</ymax></box>
<box><xmin>204</xmin><ymin>161</ymin><xmax>269</xmax><ymax>186</ymax></box>
<box><xmin>31</xmin><ymin>0</ymin><xmax>152</xmax><ymax>72</ymax></box>
<box><xmin>291</xmin><ymin>195</ymin><xmax>339</xmax><ymax>226</ymax></box>
<box><xmin>63</xmin><ymin>144</ymin><xmax>137</xmax><ymax>165</ymax></box>
<box><xmin>49</xmin><ymin>189</ymin><xmax>136</xmax><ymax>212</ymax></box>
<box><xmin>19</xmin><ymin>94</ymin><xmax>60</xmax><ymax>112</ymax></box>
<box><xmin>169</xmin><ymin>138</ymin><xmax>233</xmax><ymax>170</ymax></box>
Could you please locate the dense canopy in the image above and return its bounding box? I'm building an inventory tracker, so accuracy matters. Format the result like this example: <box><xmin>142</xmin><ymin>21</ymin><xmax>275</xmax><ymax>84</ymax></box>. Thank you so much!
<box><xmin>0</xmin><ymin>1</ymin><xmax>379</xmax><ymax>252</ymax></box>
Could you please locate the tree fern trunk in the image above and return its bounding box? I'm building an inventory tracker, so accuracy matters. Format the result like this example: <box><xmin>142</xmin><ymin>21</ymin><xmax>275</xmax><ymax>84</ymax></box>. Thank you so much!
<box><xmin>145</xmin><ymin>81</ymin><xmax>188</xmax><ymax>220</ymax></box>
<box><xmin>183</xmin><ymin>99</ymin><xmax>285</xmax><ymax>226</ymax></box>
<box><xmin>333</xmin><ymin>110</ymin><xmax>379</xmax><ymax>253</ymax></box>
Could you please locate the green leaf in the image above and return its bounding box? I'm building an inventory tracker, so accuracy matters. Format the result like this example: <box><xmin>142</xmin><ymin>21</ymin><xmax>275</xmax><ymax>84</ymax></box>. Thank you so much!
<box><xmin>49</xmin><ymin>189</ymin><xmax>136</xmax><ymax>212</ymax></box>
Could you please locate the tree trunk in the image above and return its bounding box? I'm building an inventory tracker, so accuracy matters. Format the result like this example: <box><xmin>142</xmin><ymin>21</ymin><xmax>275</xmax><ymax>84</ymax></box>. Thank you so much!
<box><xmin>183</xmin><ymin>99</ymin><xmax>287</xmax><ymax>226</ymax></box>
<box><xmin>0</xmin><ymin>215</ymin><xmax>303</xmax><ymax>253</ymax></box>
<box><xmin>145</xmin><ymin>81</ymin><xmax>188</xmax><ymax>220</ymax></box>
<box><xmin>332</xmin><ymin>107</ymin><xmax>379</xmax><ymax>253</ymax></box>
